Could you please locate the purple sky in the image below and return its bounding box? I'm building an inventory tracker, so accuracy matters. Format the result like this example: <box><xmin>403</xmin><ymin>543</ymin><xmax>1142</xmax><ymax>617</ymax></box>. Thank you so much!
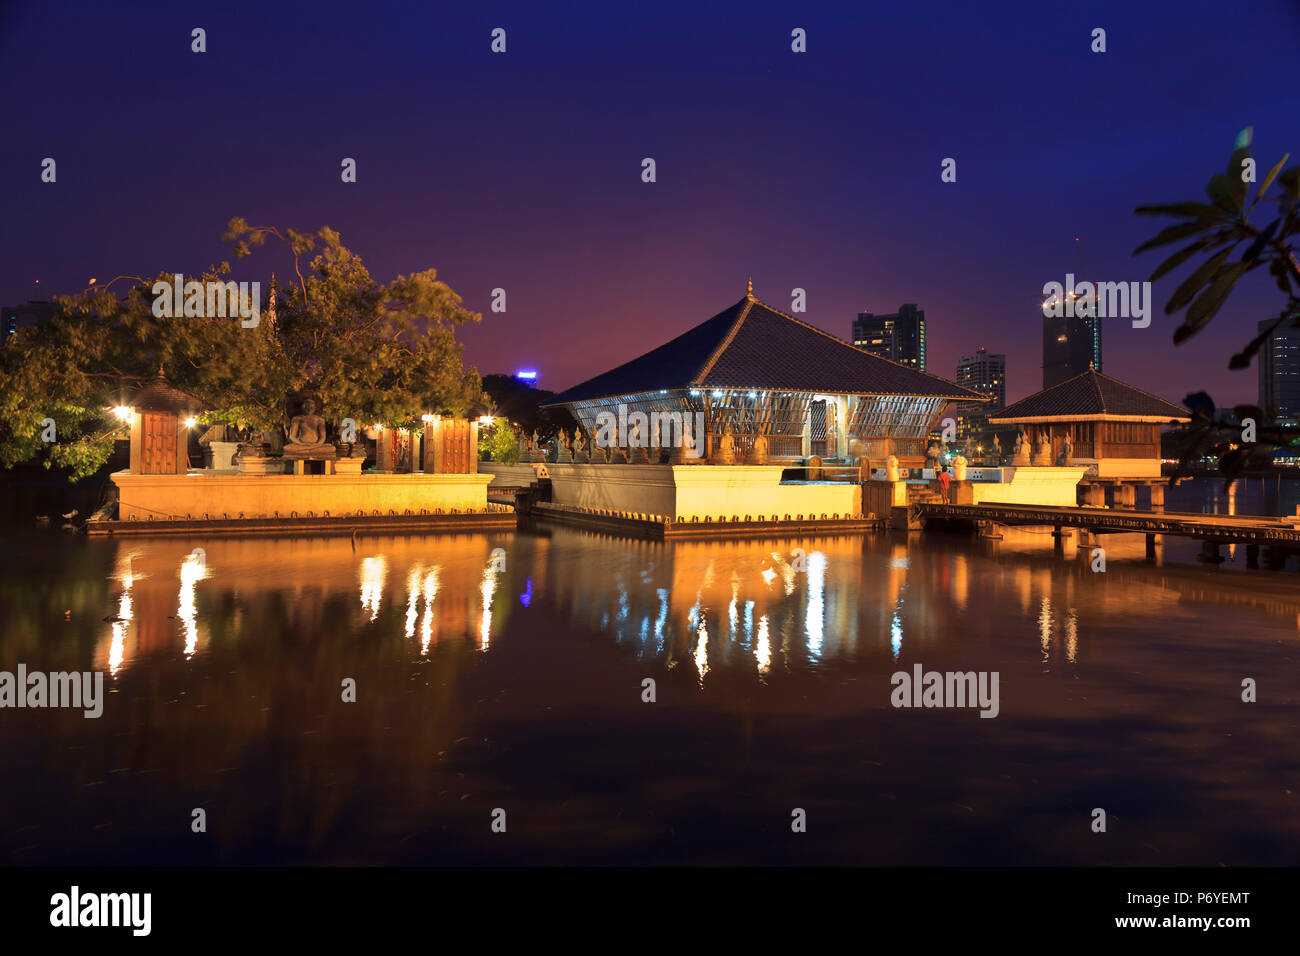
<box><xmin>3</xmin><ymin>0</ymin><xmax>1299</xmax><ymax>407</ymax></box>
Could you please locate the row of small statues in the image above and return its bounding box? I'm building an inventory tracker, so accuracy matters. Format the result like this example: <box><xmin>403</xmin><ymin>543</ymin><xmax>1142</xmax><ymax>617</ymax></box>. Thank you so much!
<box><xmin>519</xmin><ymin>423</ymin><xmax>766</xmax><ymax>465</ymax></box>
<box><xmin>926</xmin><ymin>432</ymin><xmax>1073</xmax><ymax>468</ymax></box>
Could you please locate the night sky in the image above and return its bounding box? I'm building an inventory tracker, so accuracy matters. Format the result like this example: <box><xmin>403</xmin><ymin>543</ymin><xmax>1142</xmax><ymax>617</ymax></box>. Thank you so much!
<box><xmin>3</xmin><ymin>0</ymin><xmax>1298</xmax><ymax>407</ymax></box>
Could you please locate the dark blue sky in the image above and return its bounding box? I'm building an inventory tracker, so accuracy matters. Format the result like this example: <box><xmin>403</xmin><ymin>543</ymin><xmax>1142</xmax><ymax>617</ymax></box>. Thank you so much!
<box><xmin>3</xmin><ymin>0</ymin><xmax>1299</xmax><ymax>406</ymax></box>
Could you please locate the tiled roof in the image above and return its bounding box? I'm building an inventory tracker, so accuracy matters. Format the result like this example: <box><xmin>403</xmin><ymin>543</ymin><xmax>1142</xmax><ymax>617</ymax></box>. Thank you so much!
<box><xmin>545</xmin><ymin>295</ymin><xmax>981</xmax><ymax>405</ymax></box>
<box><xmin>991</xmin><ymin>368</ymin><xmax>1189</xmax><ymax>421</ymax></box>
<box><xmin>126</xmin><ymin>376</ymin><xmax>206</xmax><ymax>413</ymax></box>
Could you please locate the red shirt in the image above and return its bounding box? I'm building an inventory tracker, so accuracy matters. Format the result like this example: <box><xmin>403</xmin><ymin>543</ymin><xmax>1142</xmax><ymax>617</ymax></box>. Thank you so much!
<box><xmin>938</xmin><ymin>472</ymin><xmax>952</xmax><ymax>492</ymax></box>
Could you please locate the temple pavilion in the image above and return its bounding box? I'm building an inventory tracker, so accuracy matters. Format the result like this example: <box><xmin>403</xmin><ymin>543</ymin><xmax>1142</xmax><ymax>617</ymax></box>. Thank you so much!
<box><xmin>544</xmin><ymin>285</ymin><xmax>982</xmax><ymax>464</ymax></box>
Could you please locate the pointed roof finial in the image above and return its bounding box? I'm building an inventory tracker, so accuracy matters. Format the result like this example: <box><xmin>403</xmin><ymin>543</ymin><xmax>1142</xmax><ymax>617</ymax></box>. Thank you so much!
<box><xmin>746</xmin><ymin>276</ymin><xmax>753</xmax><ymax>297</ymax></box>
<box><xmin>1089</xmin><ymin>360</ymin><xmax>1095</xmax><ymax>370</ymax></box>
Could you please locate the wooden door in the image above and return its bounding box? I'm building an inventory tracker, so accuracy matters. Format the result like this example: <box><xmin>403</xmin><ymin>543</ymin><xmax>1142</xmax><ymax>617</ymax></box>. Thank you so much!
<box><xmin>141</xmin><ymin>411</ymin><xmax>178</xmax><ymax>474</ymax></box>
<box><xmin>441</xmin><ymin>418</ymin><xmax>471</xmax><ymax>473</ymax></box>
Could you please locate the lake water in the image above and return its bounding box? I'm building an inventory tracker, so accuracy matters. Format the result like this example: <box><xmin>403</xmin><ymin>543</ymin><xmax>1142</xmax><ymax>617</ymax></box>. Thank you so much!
<box><xmin>1</xmin><ymin>513</ymin><xmax>1296</xmax><ymax>866</ymax></box>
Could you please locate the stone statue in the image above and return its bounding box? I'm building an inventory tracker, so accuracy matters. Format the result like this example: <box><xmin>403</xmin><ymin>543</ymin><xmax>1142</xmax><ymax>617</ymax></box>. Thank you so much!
<box><xmin>926</xmin><ymin>441</ymin><xmax>942</xmax><ymax>470</ymax></box>
<box><xmin>952</xmin><ymin>454</ymin><xmax>968</xmax><ymax>481</ymax></box>
<box><xmin>573</xmin><ymin>428</ymin><xmax>590</xmax><ymax>463</ymax></box>
<box><xmin>530</xmin><ymin>430</ymin><xmax>541</xmax><ymax>463</ymax></box>
<box><xmin>751</xmin><ymin>432</ymin><xmax>770</xmax><ymax>465</ymax></box>
<box><xmin>886</xmin><ymin>454</ymin><xmax>900</xmax><ymax>482</ymax></box>
<box><xmin>1011</xmin><ymin>430</ymin><xmax>1030</xmax><ymax>466</ymax></box>
<box><xmin>1031</xmin><ymin>432</ymin><xmax>1052</xmax><ymax>466</ymax></box>
<box><xmin>992</xmin><ymin>434</ymin><xmax>1001</xmax><ymax>465</ymax></box>
<box><xmin>629</xmin><ymin>418</ymin><xmax>649</xmax><ymax>464</ymax></box>
<box><xmin>556</xmin><ymin>429</ymin><xmax>573</xmax><ymax>463</ymax></box>
<box><xmin>711</xmin><ymin>423</ymin><xmax>736</xmax><ymax>465</ymax></box>
<box><xmin>1058</xmin><ymin>434</ymin><xmax>1073</xmax><ymax>466</ymax></box>
<box><xmin>283</xmin><ymin>398</ymin><xmax>335</xmax><ymax>459</ymax></box>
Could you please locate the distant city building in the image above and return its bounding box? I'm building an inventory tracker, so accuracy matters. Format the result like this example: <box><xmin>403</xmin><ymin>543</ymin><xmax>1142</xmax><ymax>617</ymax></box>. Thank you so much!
<box><xmin>852</xmin><ymin>304</ymin><xmax>926</xmax><ymax>371</ymax></box>
<box><xmin>1258</xmin><ymin>318</ymin><xmax>1300</xmax><ymax>423</ymax></box>
<box><xmin>953</xmin><ymin>347</ymin><xmax>1006</xmax><ymax>439</ymax></box>
<box><xmin>1041</xmin><ymin>305</ymin><xmax>1101</xmax><ymax>388</ymax></box>
<box><xmin>3</xmin><ymin>300</ymin><xmax>54</xmax><ymax>341</ymax></box>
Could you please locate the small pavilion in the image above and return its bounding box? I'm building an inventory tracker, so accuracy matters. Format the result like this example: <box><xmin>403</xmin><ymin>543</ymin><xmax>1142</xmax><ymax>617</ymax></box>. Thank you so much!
<box><xmin>989</xmin><ymin>366</ymin><xmax>1189</xmax><ymax>508</ymax></box>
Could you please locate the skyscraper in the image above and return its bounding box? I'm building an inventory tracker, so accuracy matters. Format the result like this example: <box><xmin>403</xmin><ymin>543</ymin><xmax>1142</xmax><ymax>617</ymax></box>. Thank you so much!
<box><xmin>852</xmin><ymin>304</ymin><xmax>926</xmax><ymax>371</ymax></box>
<box><xmin>1041</xmin><ymin>306</ymin><xmax>1101</xmax><ymax>388</ymax></box>
<box><xmin>1258</xmin><ymin>318</ymin><xmax>1300</xmax><ymax>424</ymax></box>
<box><xmin>954</xmin><ymin>347</ymin><xmax>1006</xmax><ymax>440</ymax></box>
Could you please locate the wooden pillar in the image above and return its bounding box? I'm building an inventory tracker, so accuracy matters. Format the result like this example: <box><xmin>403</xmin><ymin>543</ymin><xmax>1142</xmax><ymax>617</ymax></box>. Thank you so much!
<box><xmin>1114</xmin><ymin>484</ymin><xmax>1136</xmax><ymax>509</ymax></box>
<box><xmin>1082</xmin><ymin>483</ymin><xmax>1106</xmax><ymax>507</ymax></box>
<box><xmin>1053</xmin><ymin>525</ymin><xmax>1065</xmax><ymax>556</ymax></box>
<box><xmin>1148</xmin><ymin>483</ymin><xmax>1165</xmax><ymax>513</ymax></box>
<box><xmin>376</xmin><ymin>426</ymin><xmax>392</xmax><ymax>472</ymax></box>
<box><xmin>1145</xmin><ymin>533</ymin><xmax>1157</xmax><ymax>563</ymax></box>
<box><xmin>423</xmin><ymin>420</ymin><xmax>437</xmax><ymax>472</ymax></box>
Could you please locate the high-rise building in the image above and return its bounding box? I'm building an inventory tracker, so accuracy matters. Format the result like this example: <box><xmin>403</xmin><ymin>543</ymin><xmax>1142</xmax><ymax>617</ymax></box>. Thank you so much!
<box><xmin>3</xmin><ymin>300</ymin><xmax>54</xmax><ymax>341</ymax></box>
<box><xmin>1258</xmin><ymin>318</ymin><xmax>1300</xmax><ymax>424</ymax></box>
<box><xmin>954</xmin><ymin>347</ymin><xmax>1006</xmax><ymax>439</ymax></box>
<box><xmin>1041</xmin><ymin>306</ymin><xmax>1101</xmax><ymax>388</ymax></box>
<box><xmin>852</xmin><ymin>303</ymin><xmax>926</xmax><ymax>371</ymax></box>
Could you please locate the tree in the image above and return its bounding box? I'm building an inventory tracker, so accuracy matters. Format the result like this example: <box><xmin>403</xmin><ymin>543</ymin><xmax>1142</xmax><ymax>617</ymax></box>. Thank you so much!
<box><xmin>1133</xmin><ymin>128</ymin><xmax>1300</xmax><ymax>486</ymax></box>
<box><xmin>1</xmin><ymin>221</ymin><xmax>483</xmax><ymax>481</ymax></box>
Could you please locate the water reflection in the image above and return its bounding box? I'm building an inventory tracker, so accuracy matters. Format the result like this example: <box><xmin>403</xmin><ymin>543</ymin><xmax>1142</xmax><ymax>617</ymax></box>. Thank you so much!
<box><xmin>5</xmin><ymin>523</ymin><xmax>1300</xmax><ymax>866</ymax></box>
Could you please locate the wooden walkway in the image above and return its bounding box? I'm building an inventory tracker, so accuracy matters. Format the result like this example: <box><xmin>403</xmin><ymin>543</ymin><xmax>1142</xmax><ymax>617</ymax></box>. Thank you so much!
<box><xmin>916</xmin><ymin>502</ymin><xmax>1300</xmax><ymax>565</ymax></box>
<box><xmin>917</xmin><ymin>502</ymin><xmax>1300</xmax><ymax>544</ymax></box>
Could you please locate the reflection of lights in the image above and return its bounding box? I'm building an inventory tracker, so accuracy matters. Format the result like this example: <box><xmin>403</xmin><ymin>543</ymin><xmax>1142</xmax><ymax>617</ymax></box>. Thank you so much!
<box><xmin>694</xmin><ymin>614</ymin><xmax>709</xmax><ymax>684</ymax></box>
<box><xmin>179</xmin><ymin>552</ymin><xmax>209</xmax><ymax>658</ymax></box>
<box><xmin>1065</xmin><ymin>609</ymin><xmax>1078</xmax><ymax>662</ymax></box>
<box><xmin>728</xmin><ymin>583</ymin><xmax>739</xmax><ymax>636</ymax></box>
<box><xmin>654</xmin><ymin>589</ymin><xmax>668</xmax><ymax>652</ymax></box>
<box><xmin>804</xmin><ymin>552</ymin><xmax>825</xmax><ymax>658</ymax></box>
<box><xmin>105</xmin><ymin>556</ymin><xmax>137</xmax><ymax>678</ymax></box>
<box><xmin>405</xmin><ymin>568</ymin><xmax>421</xmax><ymax>639</ymax></box>
<box><xmin>360</xmin><ymin>557</ymin><xmax>386</xmax><ymax>622</ymax></box>
<box><xmin>520</xmin><ymin>578</ymin><xmax>532</xmax><ymax>607</ymax></box>
<box><xmin>761</xmin><ymin>563</ymin><xmax>777</xmax><ymax>587</ymax></box>
<box><xmin>756</xmin><ymin>615</ymin><xmax>771</xmax><ymax>675</ymax></box>
<box><xmin>1038</xmin><ymin>597</ymin><xmax>1053</xmax><ymax>660</ymax></box>
<box><xmin>480</xmin><ymin>562</ymin><xmax>499</xmax><ymax>650</ymax></box>
<box><xmin>891</xmin><ymin>607</ymin><xmax>903</xmax><ymax>659</ymax></box>
<box><xmin>421</xmin><ymin>569</ymin><xmax>440</xmax><ymax>654</ymax></box>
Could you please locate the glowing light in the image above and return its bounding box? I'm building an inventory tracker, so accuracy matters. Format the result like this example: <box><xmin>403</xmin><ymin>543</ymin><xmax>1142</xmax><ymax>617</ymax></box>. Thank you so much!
<box><xmin>421</xmin><ymin>414</ymin><xmax>435</xmax><ymax>423</ymax></box>
<box><xmin>478</xmin><ymin>415</ymin><xmax>494</xmax><ymax>427</ymax></box>
<box><xmin>516</xmin><ymin>369</ymin><xmax>538</xmax><ymax>381</ymax></box>
<box><xmin>184</xmin><ymin>417</ymin><xmax>197</xmax><ymax>428</ymax></box>
<box><xmin>112</xmin><ymin>406</ymin><xmax>132</xmax><ymax>422</ymax></box>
